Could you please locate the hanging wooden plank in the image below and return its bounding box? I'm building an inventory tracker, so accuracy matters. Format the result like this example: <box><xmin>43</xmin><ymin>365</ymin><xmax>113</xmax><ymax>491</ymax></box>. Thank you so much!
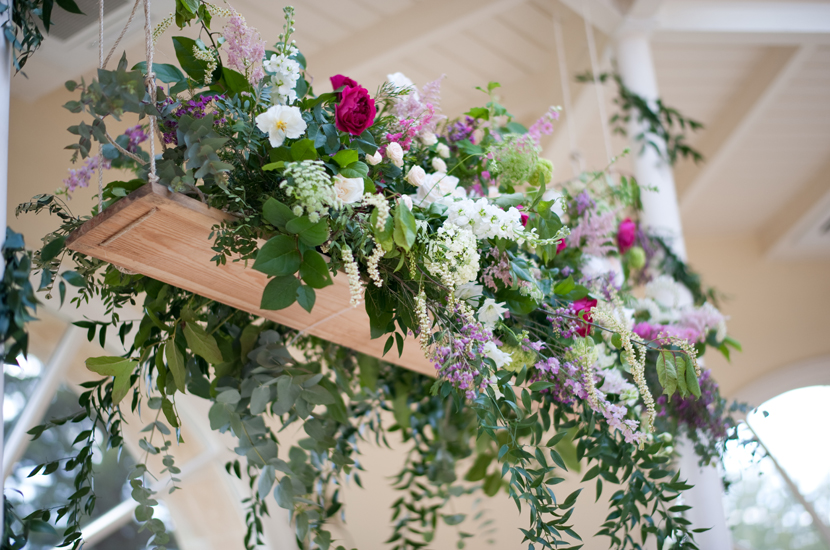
<box><xmin>65</xmin><ymin>183</ymin><xmax>435</xmax><ymax>376</ymax></box>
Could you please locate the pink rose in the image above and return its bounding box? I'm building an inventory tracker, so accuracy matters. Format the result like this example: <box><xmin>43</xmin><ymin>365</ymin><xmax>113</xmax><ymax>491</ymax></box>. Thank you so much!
<box><xmin>335</xmin><ymin>85</ymin><xmax>376</xmax><ymax>136</ymax></box>
<box><xmin>330</xmin><ymin>74</ymin><xmax>358</xmax><ymax>99</ymax></box>
<box><xmin>571</xmin><ymin>297</ymin><xmax>598</xmax><ymax>337</ymax></box>
<box><xmin>617</xmin><ymin>218</ymin><xmax>637</xmax><ymax>253</ymax></box>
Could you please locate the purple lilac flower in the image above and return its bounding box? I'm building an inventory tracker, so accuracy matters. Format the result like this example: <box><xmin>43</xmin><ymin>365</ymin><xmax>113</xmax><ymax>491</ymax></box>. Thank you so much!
<box><xmin>124</xmin><ymin>124</ymin><xmax>149</xmax><ymax>153</ymax></box>
<box><xmin>447</xmin><ymin>116</ymin><xmax>476</xmax><ymax>143</ymax></box>
<box><xmin>432</xmin><ymin>306</ymin><xmax>493</xmax><ymax>399</ymax></box>
<box><xmin>574</xmin><ymin>191</ymin><xmax>595</xmax><ymax>215</ymax></box>
<box><xmin>63</xmin><ymin>155</ymin><xmax>111</xmax><ymax>193</ymax></box>
<box><xmin>527</xmin><ymin>107</ymin><xmax>560</xmax><ymax>146</ymax></box>
<box><xmin>161</xmin><ymin>94</ymin><xmax>226</xmax><ymax>145</ymax></box>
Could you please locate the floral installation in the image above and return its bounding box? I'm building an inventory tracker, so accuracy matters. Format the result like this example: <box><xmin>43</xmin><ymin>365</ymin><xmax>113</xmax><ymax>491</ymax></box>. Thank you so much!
<box><xmin>7</xmin><ymin>3</ymin><xmax>745</xmax><ymax>550</ymax></box>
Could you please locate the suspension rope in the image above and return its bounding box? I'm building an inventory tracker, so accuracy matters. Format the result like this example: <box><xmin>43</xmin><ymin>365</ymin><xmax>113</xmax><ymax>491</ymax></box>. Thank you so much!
<box><xmin>581</xmin><ymin>0</ymin><xmax>614</xmax><ymax>165</ymax></box>
<box><xmin>143</xmin><ymin>0</ymin><xmax>158</xmax><ymax>185</ymax></box>
<box><xmin>97</xmin><ymin>0</ymin><xmax>104</xmax><ymax>209</ymax></box>
<box><xmin>552</xmin><ymin>8</ymin><xmax>584</xmax><ymax>177</ymax></box>
<box><xmin>103</xmin><ymin>0</ymin><xmax>141</xmax><ymax>69</ymax></box>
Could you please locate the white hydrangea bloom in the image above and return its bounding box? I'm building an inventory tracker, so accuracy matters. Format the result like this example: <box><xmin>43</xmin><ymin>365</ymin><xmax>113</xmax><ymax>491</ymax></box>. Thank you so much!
<box><xmin>424</xmin><ymin>222</ymin><xmax>480</xmax><ymax>288</ymax></box>
<box><xmin>442</xmin><ymin>197</ymin><xmax>526</xmax><ymax>243</ymax></box>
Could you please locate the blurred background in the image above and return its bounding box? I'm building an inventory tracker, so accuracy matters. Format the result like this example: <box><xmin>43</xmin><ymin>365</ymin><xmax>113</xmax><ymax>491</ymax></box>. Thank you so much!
<box><xmin>4</xmin><ymin>0</ymin><xmax>830</xmax><ymax>548</ymax></box>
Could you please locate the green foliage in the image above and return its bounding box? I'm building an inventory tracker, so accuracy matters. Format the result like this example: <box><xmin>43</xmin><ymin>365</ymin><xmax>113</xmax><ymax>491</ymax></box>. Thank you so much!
<box><xmin>1</xmin><ymin>228</ymin><xmax>38</xmax><ymax>363</ymax></box>
<box><xmin>2</xmin><ymin>0</ymin><xmax>83</xmax><ymax>72</ymax></box>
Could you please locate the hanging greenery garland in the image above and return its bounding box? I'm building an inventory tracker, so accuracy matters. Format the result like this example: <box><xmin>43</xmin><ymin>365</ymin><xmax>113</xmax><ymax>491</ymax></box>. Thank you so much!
<box><xmin>3</xmin><ymin>3</ymin><xmax>748</xmax><ymax>549</ymax></box>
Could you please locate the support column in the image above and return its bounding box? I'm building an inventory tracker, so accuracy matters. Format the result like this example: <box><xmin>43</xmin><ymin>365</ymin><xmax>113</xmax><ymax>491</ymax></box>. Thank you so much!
<box><xmin>615</xmin><ymin>31</ymin><xmax>687</xmax><ymax>259</ymax></box>
<box><xmin>1</xmin><ymin>0</ymin><xmax>15</xmax><ymax>532</ymax></box>
<box><xmin>615</xmin><ymin>30</ymin><xmax>731</xmax><ymax>550</ymax></box>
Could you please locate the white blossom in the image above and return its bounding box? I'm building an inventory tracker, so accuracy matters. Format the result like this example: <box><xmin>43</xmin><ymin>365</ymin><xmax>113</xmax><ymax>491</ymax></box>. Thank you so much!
<box><xmin>482</xmin><ymin>341</ymin><xmax>512</xmax><ymax>369</ymax></box>
<box><xmin>263</xmin><ymin>53</ymin><xmax>302</xmax><ymax>105</ymax></box>
<box><xmin>386</xmin><ymin>142</ymin><xmax>404</xmax><ymax>168</ymax></box>
<box><xmin>477</xmin><ymin>298</ymin><xmax>508</xmax><ymax>329</ymax></box>
<box><xmin>365</xmin><ymin>150</ymin><xmax>382</xmax><ymax>165</ymax></box>
<box><xmin>423</xmin><ymin>222</ymin><xmax>480</xmax><ymax>288</ymax></box>
<box><xmin>405</xmin><ymin>165</ymin><xmax>427</xmax><ymax>187</ymax></box>
<box><xmin>333</xmin><ymin>174</ymin><xmax>364</xmax><ymax>204</ymax></box>
<box><xmin>387</xmin><ymin>72</ymin><xmax>416</xmax><ymax>97</ymax></box>
<box><xmin>436</xmin><ymin>143</ymin><xmax>450</xmax><ymax>158</ymax></box>
<box><xmin>420</xmin><ymin>131</ymin><xmax>438</xmax><ymax>146</ymax></box>
<box><xmin>414</xmin><ymin>172</ymin><xmax>463</xmax><ymax>206</ymax></box>
<box><xmin>399</xmin><ymin>195</ymin><xmax>413</xmax><ymax>211</ymax></box>
<box><xmin>431</xmin><ymin>157</ymin><xmax>447</xmax><ymax>173</ymax></box>
<box><xmin>255</xmin><ymin>105</ymin><xmax>306</xmax><ymax>147</ymax></box>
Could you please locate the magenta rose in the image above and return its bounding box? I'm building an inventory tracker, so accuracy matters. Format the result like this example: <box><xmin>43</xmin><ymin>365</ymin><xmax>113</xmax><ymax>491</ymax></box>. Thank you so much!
<box><xmin>617</xmin><ymin>218</ymin><xmax>637</xmax><ymax>253</ymax></box>
<box><xmin>556</xmin><ymin>238</ymin><xmax>567</xmax><ymax>254</ymax></box>
<box><xmin>571</xmin><ymin>297</ymin><xmax>598</xmax><ymax>337</ymax></box>
<box><xmin>516</xmin><ymin>205</ymin><xmax>529</xmax><ymax>227</ymax></box>
<box><xmin>335</xmin><ymin>85</ymin><xmax>376</xmax><ymax>136</ymax></box>
<box><xmin>330</xmin><ymin>74</ymin><xmax>359</xmax><ymax>99</ymax></box>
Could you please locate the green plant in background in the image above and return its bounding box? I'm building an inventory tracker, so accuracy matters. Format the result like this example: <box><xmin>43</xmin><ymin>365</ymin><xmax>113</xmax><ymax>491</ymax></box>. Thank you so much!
<box><xmin>1</xmin><ymin>0</ymin><xmax>84</xmax><ymax>72</ymax></box>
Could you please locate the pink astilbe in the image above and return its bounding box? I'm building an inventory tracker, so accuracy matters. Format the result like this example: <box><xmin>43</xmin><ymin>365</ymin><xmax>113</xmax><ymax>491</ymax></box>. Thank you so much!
<box><xmin>222</xmin><ymin>13</ymin><xmax>266</xmax><ymax>85</ymax></box>
<box><xmin>568</xmin><ymin>208</ymin><xmax>617</xmax><ymax>257</ymax></box>
<box><xmin>481</xmin><ymin>249</ymin><xmax>513</xmax><ymax>291</ymax></box>
<box><xmin>527</xmin><ymin>106</ymin><xmax>560</xmax><ymax>146</ymax></box>
<box><xmin>391</xmin><ymin>76</ymin><xmax>447</xmax><ymax>141</ymax></box>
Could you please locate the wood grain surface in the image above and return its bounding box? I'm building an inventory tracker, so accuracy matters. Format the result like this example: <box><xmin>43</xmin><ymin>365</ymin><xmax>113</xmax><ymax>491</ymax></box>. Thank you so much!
<box><xmin>66</xmin><ymin>183</ymin><xmax>435</xmax><ymax>376</ymax></box>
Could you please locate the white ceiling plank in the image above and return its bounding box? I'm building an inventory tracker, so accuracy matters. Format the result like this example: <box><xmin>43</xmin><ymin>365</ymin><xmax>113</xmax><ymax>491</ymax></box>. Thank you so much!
<box><xmin>557</xmin><ymin>0</ymin><xmax>623</xmax><ymax>35</ymax></box>
<box><xmin>305</xmin><ymin>0</ymin><xmax>526</xmax><ymax>83</ymax></box>
<box><xmin>679</xmin><ymin>45</ymin><xmax>817</xmax><ymax>213</ymax></box>
<box><xmin>653</xmin><ymin>1</ymin><xmax>830</xmax><ymax>44</ymax></box>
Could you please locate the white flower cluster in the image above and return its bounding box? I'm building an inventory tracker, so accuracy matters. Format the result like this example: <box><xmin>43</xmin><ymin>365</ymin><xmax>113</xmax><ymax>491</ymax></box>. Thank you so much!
<box><xmin>342</xmin><ymin>247</ymin><xmax>363</xmax><ymax>307</ymax></box>
<box><xmin>361</xmin><ymin>193</ymin><xmax>390</xmax><ymax>230</ymax></box>
<box><xmin>424</xmin><ymin>222</ymin><xmax>480</xmax><ymax>289</ymax></box>
<box><xmin>444</xmin><ymin>197</ymin><xmax>525</xmax><ymax>241</ymax></box>
<box><xmin>281</xmin><ymin>160</ymin><xmax>337</xmax><ymax>222</ymax></box>
<box><xmin>192</xmin><ymin>46</ymin><xmax>218</xmax><ymax>86</ymax></box>
<box><xmin>263</xmin><ymin>49</ymin><xmax>301</xmax><ymax>105</ymax></box>
<box><xmin>415</xmin><ymin>289</ymin><xmax>431</xmax><ymax>351</ymax></box>
<box><xmin>366</xmin><ymin>241</ymin><xmax>384</xmax><ymax>287</ymax></box>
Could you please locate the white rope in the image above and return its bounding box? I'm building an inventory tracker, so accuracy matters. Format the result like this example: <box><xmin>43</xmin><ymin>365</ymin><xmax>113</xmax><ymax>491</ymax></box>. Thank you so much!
<box><xmin>552</xmin><ymin>9</ymin><xmax>584</xmax><ymax>177</ymax></box>
<box><xmin>97</xmin><ymin>0</ymin><xmax>105</xmax><ymax>209</ymax></box>
<box><xmin>581</xmin><ymin>0</ymin><xmax>614</xmax><ymax>165</ymax></box>
<box><xmin>143</xmin><ymin>0</ymin><xmax>158</xmax><ymax>185</ymax></box>
<box><xmin>103</xmin><ymin>0</ymin><xmax>141</xmax><ymax>69</ymax></box>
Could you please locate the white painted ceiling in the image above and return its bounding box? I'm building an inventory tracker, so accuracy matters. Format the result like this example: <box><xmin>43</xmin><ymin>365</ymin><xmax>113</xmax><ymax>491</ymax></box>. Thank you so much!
<box><xmin>11</xmin><ymin>0</ymin><xmax>830</xmax><ymax>258</ymax></box>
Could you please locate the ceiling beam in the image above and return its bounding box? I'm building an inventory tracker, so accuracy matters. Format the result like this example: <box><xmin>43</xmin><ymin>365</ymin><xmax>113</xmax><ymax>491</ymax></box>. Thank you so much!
<box><xmin>305</xmin><ymin>0</ymin><xmax>525</xmax><ymax>83</ymax></box>
<box><xmin>673</xmin><ymin>46</ymin><xmax>799</xmax><ymax>196</ymax></box>
<box><xmin>652</xmin><ymin>1</ymin><xmax>830</xmax><ymax>44</ymax></box>
<box><xmin>679</xmin><ymin>45</ymin><xmax>816</xmax><ymax>213</ymax></box>
<box><xmin>556</xmin><ymin>0</ymin><xmax>623</xmax><ymax>35</ymax></box>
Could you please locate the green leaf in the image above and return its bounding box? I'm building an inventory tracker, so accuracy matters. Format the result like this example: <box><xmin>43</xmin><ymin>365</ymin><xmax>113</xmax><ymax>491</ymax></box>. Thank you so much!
<box><xmin>296</xmin><ymin>285</ymin><xmax>316</xmax><ymax>313</ymax></box>
<box><xmin>393</xmin><ymin>202</ymin><xmax>417</xmax><ymax>251</ymax></box>
<box><xmin>262</xmin><ymin>198</ymin><xmax>297</xmax><ymax>230</ymax></box>
<box><xmin>41</xmin><ymin>235</ymin><xmax>66</xmax><ymax>262</ymax></box>
<box><xmin>85</xmin><ymin>356</ymin><xmax>136</xmax><ymax>405</ymax></box>
<box><xmin>339</xmin><ymin>161</ymin><xmax>369</xmax><ymax>179</ymax></box>
<box><xmin>183</xmin><ymin>321</ymin><xmax>224</xmax><ymax>364</ymax></box>
<box><xmin>250</xmin><ymin>386</ymin><xmax>271</xmax><ymax>415</ymax></box>
<box><xmin>161</xmin><ymin>397</ymin><xmax>179</xmax><ymax>428</ymax></box>
<box><xmin>392</xmin><ymin>382</ymin><xmax>411</xmax><ymax>429</ymax></box>
<box><xmin>372</xmin><ymin>208</ymin><xmax>395</xmax><ymax>252</ymax></box>
<box><xmin>332</xmin><ymin>149</ymin><xmax>358</xmax><ymax>167</ymax></box>
<box><xmin>55</xmin><ymin>0</ymin><xmax>84</xmax><ymax>14</ymax></box>
<box><xmin>656</xmin><ymin>350</ymin><xmax>678</xmax><ymax>399</ymax></box>
<box><xmin>274</xmin><ymin>477</ymin><xmax>294</xmax><ymax>509</ymax></box>
<box><xmin>291</xmin><ymin>139</ymin><xmax>318</xmax><ymax>161</ymax></box>
<box><xmin>132</xmin><ymin>62</ymin><xmax>184</xmax><ymax>83</ymax></box>
<box><xmin>61</xmin><ymin>270</ymin><xmax>86</xmax><ymax>288</ymax></box>
<box><xmin>165</xmin><ymin>335</ymin><xmax>187</xmax><ymax>393</ymax></box>
<box><xmin>686</xmin><ymin>360</ymin><xmax>702</xmax><ymax>398</ymax></box>
<box><xmin>465</xmin><ymin>453</ymin><xmax>492</xmax><ymax>482</ymax></box>
<box><xmin>483</xmin><ymin>472</ymin><xmax>501</xmax><ymax>496</ymax></box>
<box><xmin>261</xmin><ymin>276</ymin><xmax>300</xmax><ymax>310</ymax></box>
<box><xmin>442</xmin><ymin>514</ymin><xmax>466</xmax><ymax>526</ymax></box>
<box><xmin>253</xmin><ymin>235</ymin><xmax>301</xmax><ymax>277</ymax></box>
<box><xmin>357</xmin><ymin>354</ymin><xmax>379</xmax><ymax>391</ymax></box>
<box><xmin>285</xmin><ymin>217</ymin><xmax>330</xmax><ymax>247</ymax></box>
<box><xmin>172</xmin><ymin>37</ymin><xmax>209</xmax><ymax>83</ymax></box>
<box><xmin>301</xmin><ymin>385</ymin><xmax>335</xmax><ymax>405</ymax></box>
<box><xmin>221</xmin><ymin>67</ymin><xmax>252</xmax><ymax>95</ymax></box>
<box><xmin>299</xmin><ymin>249</ymin><xmax>332</xmax><ymax>289</ymax></box>
<box><xmin>674</xmin><ymin>353</ymin><xmax>689</xmax><ymax>398</ymax></box>
<box><xmin>554</xmin><ymin>276</ymin><xmax>575</xmax><ymax>296</ymax></box>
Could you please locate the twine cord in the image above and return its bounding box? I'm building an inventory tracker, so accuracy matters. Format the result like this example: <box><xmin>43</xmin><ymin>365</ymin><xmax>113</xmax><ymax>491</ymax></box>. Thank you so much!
<box><xmin>581</xmin><ymin>0</ymin><xmax>614</xmax><ymax>165</ymax></box>
<box><xmin>97</xmin><ymin>0</ymin><xmax>104</xmax><ymax>209</ymax></box>
<box><xmin>143</xmin><ymin>0</ymin><xmax>158</xmax><ymax>185</ymax></box>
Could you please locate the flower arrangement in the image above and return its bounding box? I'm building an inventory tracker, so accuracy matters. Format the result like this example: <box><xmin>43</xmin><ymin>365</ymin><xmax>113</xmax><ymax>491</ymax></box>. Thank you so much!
<box><xmin>9</xmin><ymin>3</ymin><xmax>744</xmax><ymax>550</ymax></box>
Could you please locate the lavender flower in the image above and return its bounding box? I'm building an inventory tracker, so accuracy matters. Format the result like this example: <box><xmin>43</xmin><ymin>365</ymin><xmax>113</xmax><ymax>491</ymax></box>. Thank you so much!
<box><xmin>527</xmin><ymin>106</ymin><xmax>560</xmax><ymax>146</ymax></box>
<box><xmin>63</xmin><ymin>156</ymin><xmax>111</xmax><ymax>193</ymax></box>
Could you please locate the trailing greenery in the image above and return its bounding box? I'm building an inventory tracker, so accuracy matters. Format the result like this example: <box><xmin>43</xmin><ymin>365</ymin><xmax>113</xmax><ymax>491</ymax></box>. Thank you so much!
<box><xmin>1</xmin><ymin>0</ymin><xmax>84</xmax><ymax>72</ymax></box>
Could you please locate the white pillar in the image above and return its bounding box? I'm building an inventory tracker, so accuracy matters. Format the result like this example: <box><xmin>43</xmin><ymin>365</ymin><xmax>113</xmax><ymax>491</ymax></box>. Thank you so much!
<box><xmin>615</xmin><ymin>30</ymin><xmax>730</xmax><ymax>550</ymax></box>
<box><xmin>615</xmin><ymin>31</ymin><xmax>687</xmax><ymax>259</ymax></box>
<box><xmin>1</xmin><ymin>0</ymin><xmax>15</xmax><ymax>531</ymax></box>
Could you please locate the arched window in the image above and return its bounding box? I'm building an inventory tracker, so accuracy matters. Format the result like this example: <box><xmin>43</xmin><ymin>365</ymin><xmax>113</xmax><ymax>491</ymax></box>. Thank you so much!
<box><xmin>723</xmin><ymin>385</ymin><xmax>830</xmax><ymax>550</ymax></box>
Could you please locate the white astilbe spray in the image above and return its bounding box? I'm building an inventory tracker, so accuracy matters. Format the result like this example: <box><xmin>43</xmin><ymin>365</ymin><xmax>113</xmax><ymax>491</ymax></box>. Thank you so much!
<box><xmin>415</xmin><ymin>289</ymin><xmax>432</xmax><ymax>352</ymax></box>
<box><xmin>366</xmin><ymin>241</ymin><xmax>384</xmax><ymax>287</ymax></box>
<box><xmin>362</xmin><ymin>193</ymin><xmax>391</xmax><ymax>230</ymax></box>
<box><xmin>281</xmin><ymin>160</ymin><xmax>338</xmax><ymax>222</ymax></box>
<box><xmin>192</xmin><ymin>47</ymin><xmax>218</xmax><ymax>86</ymax></box>
<box><xmin>342</xmin><ymin>247</ymin><xmax>363</xmax><ymax>307</ymax></box>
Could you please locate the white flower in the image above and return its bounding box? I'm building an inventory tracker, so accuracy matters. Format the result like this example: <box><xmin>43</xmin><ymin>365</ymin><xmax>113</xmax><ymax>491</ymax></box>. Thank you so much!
<box><xmin>399</xmin><ymin>195</ymin><xmax>413</xmax><ymax>210</ymax></box>
<box><xmin>599</xmin><ymin>368</ymin><xmax>634</xmax><ymax>395</ymax></box>
<box><xmin>387</xmin><ymin>72</ymin><xmax>416</xmax><ymax>97</ymax></box>
<box><xmin>255</xmin><ymin>105</ymin><xmax>307</xmax><ymax>147</ymax></box>
<box><xmin>386</xmin><ymin>142</ymin><xmax>404</xmax><ymax>168</ymax></box>
<box><xmin>415</xmin><ymin>172</ymin><xmax>462</xmax><ymax>205</ymax></box>
<box><xmin>478</xmin><ymin>298</ymin><xmax>508</xmax><ymax>329</ymax></box>
<box><xmin>405</xmin><ymin>165</ymin><xmax>427</xmax><ymax>187</ymax></box>
<box><xmin>456</xmin><ymin>282</ymin><xmax>483</xmax><ymax>301</ymax></box>
<box><xmin>423</xmin><ymin>222</ymin><xmax>480</xmax><ymax>287</ymax></box>
<box><xmin>646</xmin><ymin>275</ymin><xmax>694</xmax><ymax>310</ymax></box>
<box><xmin>420</xmin><ymin>131</ymin><xmax>438</xmax><ymax>146</ymax></box>
<box><xmin>333</xmin><ymin>174</ymin><xmax>364</xmax><ymax>204</ymax></box>
<box><xmin>365</xmin><ymin>150</ymin><xmax>382</xmax><ymax>165</ymax></box>
<box><xmin>436</xmin><ymin>143</ymin><xmax>450</xmax><ymax>158</ymax></box>
<box><xmin>482</xmin><ymin>341</ymin><xmax>512</xmax><ymax>369</ymax></box>
<box><xmin>487</xmin><ymin>374</ymin><xmax>504</xmax><ymax>400</ymax></box>
<box><xmin>431</xmin><ymin>157</ymin><xmax>447</xmax><ymax>173</ymax></box>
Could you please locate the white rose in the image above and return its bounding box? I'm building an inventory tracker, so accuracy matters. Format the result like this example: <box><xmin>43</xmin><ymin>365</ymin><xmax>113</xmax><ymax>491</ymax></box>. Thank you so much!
<box><xmin>431</xmin><ymin>157</ymin><xmax>447</xmax><ymax>173</ymax></box>
<box><xmin>333</xmin><ymin>174</ymin><xmax>364</xmax><ymax>204</ymax></box>
<box><xmin>478</xmin><ymin>298</ymin><xmax>508</xmax><ymax>329</ymax></box>
<box><xmin>436</xmin><ymin>143</ymin><xmax>450</xmax><ymax>158</ymax></box>
<box><xmin>255</xmin><ymin>105</ymin><xmax>307</xmax><ymax>148</ymax></box>
<box><xmin>399</xmin><ymin>195</ymin><xmax>413</xmax><ymax>210</ymax></box>
<box><xmin>416</xmin><ymin>172</ymin><xmax>460</xmax><ymax>205</ymax></box>
<box><xmin>482</xmin><ymin>341</ymin><xmax>512</xmax><ymax>369</ymax></box>
<box><xmin>420</xmin><ymin>131</ymin><xmax>438</xmax><ymax>146</ymax></box>
<box><xmin>365</xmin><ymin>150</ymin><xmax>382</xmax><ymax>166</ymax></box>
<box><xmin>405</xmin><ymin>165</ymin><xmax>427</xmax><ymax>187</ymax></box>
<box><xmin>387</xmin><ymin>72</ymin><xmax>416</xmax><ymax>97</ymax></box>
<box><xmin>386</xmin><ymin>142</ymin><xmax>404</xmax><ymax>168</ymax></box>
